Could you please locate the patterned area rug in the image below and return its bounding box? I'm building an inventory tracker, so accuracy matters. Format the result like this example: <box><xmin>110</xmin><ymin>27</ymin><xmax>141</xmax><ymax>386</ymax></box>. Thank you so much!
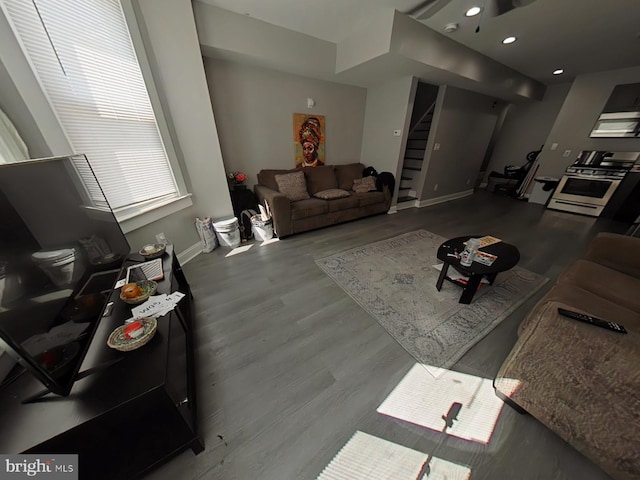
<box><xmin>316</xmin><ymin>230</ymin><xmax>548</xmax><ymax>370</ymax></box>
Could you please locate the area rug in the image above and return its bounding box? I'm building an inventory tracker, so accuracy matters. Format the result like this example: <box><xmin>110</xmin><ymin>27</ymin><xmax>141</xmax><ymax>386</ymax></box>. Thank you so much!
<box><xmin>315</xmin><ymin>229</ymin><xmax>548</xmax><ymax>370</ymax></box>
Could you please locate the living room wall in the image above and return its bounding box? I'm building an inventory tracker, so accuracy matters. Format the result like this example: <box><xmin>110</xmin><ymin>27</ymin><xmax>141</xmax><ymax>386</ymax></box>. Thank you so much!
<box><xmin>536</xmin><ymin>65</ymin><xmax>640</xmax><ymax>179</ymax></box>
<box><xmin>204</xmin><ymin>58</ymin><xmax>367</xmax><ymax>186</ymax></box>
<box><xmin>485</xmin><ymin>82</ymin><xmax>572</xmax><ymax>183</ymax></box>
<box><xmin>420</xmin><ymin>86</ymin><xmax>504</xmax><ymax>201</ymax></box>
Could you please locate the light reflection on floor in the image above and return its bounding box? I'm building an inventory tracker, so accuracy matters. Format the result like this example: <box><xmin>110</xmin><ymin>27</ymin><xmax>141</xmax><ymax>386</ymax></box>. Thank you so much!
<box><xmin>377</xmin><ymin>363</ymin><xmax>511</xmax><ymax>445</ymax></box>
<box><xmin>316</xmin><ymin>431</ymin><xmax>471</xmax><ymax>480</ymax></box>
<box><xmin>224</xmin><ymin>244</ymin><xmax>253</xmax><ymax>257</ymax></box>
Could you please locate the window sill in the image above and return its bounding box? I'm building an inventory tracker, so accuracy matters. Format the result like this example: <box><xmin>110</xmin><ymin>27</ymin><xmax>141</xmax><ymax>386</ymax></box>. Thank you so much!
<box><xmin>117</xmin><ymin>194</ymin><xmax>193</xmax><ymax>233</ymax></box>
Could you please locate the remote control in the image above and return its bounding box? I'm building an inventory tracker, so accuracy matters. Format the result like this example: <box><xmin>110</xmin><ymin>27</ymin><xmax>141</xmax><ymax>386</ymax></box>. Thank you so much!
<box><xmin>557</xmin><ymin>308</ymin><xmax>627</xmax><ymax>334</ymax></box>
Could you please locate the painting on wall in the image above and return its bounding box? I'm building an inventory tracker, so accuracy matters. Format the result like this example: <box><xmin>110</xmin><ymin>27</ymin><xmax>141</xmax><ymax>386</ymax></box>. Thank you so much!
<box><xmin>293</xmin><ymin>114</ymin><xmax>325</xmax><ymax>167</ymax></box>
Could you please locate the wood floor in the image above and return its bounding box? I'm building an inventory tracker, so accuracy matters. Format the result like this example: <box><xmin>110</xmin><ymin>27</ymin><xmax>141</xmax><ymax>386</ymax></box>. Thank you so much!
<box><xmin>147</xmin><ymin>191</ymin><xmax>628</xmax><ymax>480</ymax></box>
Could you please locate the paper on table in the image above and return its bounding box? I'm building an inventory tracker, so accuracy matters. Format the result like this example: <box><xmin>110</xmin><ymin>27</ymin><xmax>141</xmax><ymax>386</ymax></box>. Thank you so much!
<box><xmin>131</xmin><ymin>292</ymin><xmax>185</xmax><ymax>320</ymax></box>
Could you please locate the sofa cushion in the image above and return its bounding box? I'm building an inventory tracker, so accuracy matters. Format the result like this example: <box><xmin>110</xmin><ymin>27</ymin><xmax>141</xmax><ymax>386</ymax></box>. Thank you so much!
<box><xmin>258</xmin><ymin>169</ymin><xmax>293</xmax><ymax>191</ymax></box>
<box><xmin>352</xmin><ymin>191</ymin><xmax>386</xmax><ymax>207</ymax></box>
<box><xmin>352</xmin><ymin>176</ymin><xmax>377</xmax><ymax>193</ymax></box>
<box><xmin>495</xmin><ymin>300</ymin><xmax>640</xmax><ymax>480</ymax></box>
<box><xmin>275</xmin><ymin>171</ymin><xmax>310</xmax><ymax>202</ymax></box>
<box><xmin>314</xmin><ymin>189</ymin><xmax>350</xmax><ymax>200</ymax></box>
<box><xmin>290</xmin><ymin>198</ymin><xmax>328</xmax><ymax>220</ymax></box>
<box><xmin>303</xmin><ymin>165</ymin><xmax>338</xmax><ymax>195</ymax></box>
<box><xmin>557</xmin><ymin>259</ymin><xmax>640</xmax><ymax>313</ymax></box>
<box><xmin>335</xmin><ymin>163</ymin><xmax>364</xmax><ymax>190</ymax></box>
<box><xmin>327</xmin><ymin>195</ymin><xmax>360</xmax><ymax>212</ymax></box>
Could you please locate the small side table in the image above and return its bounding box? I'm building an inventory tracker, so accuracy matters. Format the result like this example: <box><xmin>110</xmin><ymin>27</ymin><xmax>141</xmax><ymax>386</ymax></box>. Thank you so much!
<box><xmin>435</xmin><ymin>236</ymin><xmax>520</xmax><ymax>304</ymax></box>
<box><xmin>230</xmin><ymin>186</ymin><xmax>258</xmax><ymax>219</ymax></box>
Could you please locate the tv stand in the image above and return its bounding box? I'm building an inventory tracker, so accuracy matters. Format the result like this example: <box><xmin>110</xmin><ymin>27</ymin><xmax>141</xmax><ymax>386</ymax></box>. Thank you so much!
<box><xmin>0</xmin><ymin>245</ymin><xmax>203</xmax><ymax>478</ymax></box>
<box><xmin>20</xmin><ymin>357</ymin><xmax>123</xmax><ymax>404</ymax></box>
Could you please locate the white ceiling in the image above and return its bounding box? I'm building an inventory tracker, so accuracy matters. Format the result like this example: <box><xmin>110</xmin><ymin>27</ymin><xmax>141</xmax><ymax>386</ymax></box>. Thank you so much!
<box><xmin>198</xmin><ymin>0</ymin><xmax>640</xmax><ymax>85</ymax></box>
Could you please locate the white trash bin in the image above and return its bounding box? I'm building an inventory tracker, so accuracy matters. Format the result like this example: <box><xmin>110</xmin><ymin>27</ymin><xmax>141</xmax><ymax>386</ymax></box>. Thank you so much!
<box><xmin>530</xmin><ymin>176</ymin><xmax>559</xmax><ymax>205</ymax></box>
<box><xmin>251</xmin><ymin>215</ymin><xmax>274</xmax><ymax>241</ymax></box>
<box><xmin>213</xmin><ymin>217</ymin><xmax>241</xmax><ymax>248</ymax></box>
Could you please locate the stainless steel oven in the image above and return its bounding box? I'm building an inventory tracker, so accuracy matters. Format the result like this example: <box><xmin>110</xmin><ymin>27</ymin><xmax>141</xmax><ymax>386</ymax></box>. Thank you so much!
<box><xmin>548</xmin><ymin>174</ymin><xmax>621</xmax><ymax>216</ymax></box>
<box><xmin>547</xmin><ymin>151</ymin><xmax>636</xmax><ymax>217</ymax></box>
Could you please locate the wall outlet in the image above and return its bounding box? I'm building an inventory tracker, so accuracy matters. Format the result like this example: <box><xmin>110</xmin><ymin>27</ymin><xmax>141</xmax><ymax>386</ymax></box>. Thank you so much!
<box><xmin>434</xmin><ymin>143</ymin><xmax>440</xmax><ymax>151</ymax></box>
<box><xmin>550</xmin><ymin>143</ymin><xmax>558</xmax><ymax>150</ymax></box>
<box><xmin>434</xmin><ymin>183</ymin><xmax>439</xmax><ymax>191</ymax></box>
<box><xmin>466</xmin><ymin>178</ymin><xmax>471</xmax><ymax>185</ymax></box>
<box><xmin>563</xmin><ymin>150</ymin><xmax>572</xmax><ymax>157</ymax></box>
<box><xmin>393</xmin><ymin>129</ymin><xmax>401</xmax><ymax>136</ymax></box>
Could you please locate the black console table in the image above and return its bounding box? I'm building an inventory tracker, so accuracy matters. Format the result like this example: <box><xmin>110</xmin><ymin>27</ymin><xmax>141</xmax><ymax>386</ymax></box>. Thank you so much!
<box><xmin>0</xmin><ymin>245</ymin><xmax>203</xmax><ymax>479</ymax></box>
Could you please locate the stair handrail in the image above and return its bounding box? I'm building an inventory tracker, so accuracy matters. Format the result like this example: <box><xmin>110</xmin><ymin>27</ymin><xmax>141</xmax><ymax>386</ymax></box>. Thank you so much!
<box><xmin>409</xmin><ymin>101</ymin><xmax>436</xmax><ymax>136</ymax></box>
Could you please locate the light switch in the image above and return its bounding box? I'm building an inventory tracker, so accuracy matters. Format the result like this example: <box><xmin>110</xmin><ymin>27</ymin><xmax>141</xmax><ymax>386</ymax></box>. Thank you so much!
<box><xmin>434</xmin><ymin>143</ymin><xmax>440</xmax><ymax>151</ymax></box>
<box><xmin>393</xmin><ymin>129</ymin><xmax>401</xmax><ymax>136</ymax></box>
<box><xmin>550</xmin><ymin>143</ymin><xmax>558</xmax><ymax>150</ymax></box>
<box><xmin>563</xmin><ymin>150</ymin><xmax>571</xmax><ymax>157</ymax></box>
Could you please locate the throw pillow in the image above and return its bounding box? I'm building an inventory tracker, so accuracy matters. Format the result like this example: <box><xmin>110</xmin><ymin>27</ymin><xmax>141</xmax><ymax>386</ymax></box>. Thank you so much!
<box><xmin>258</xmin><ymin>169</ymin><xmax>293</xmax><ymax>191</ymax></box>
<box><xmin>275</xmin><ymin>171</ymin><xmax>310</xmax><ymax>201</ymax></box>
<box><xmin>353</xmin><ymin>176</ymin><xmax>377</xmax><ymax>193</ymax></box>
<box><xmin>314</xmin><ymin>189</ymin><xmax>351</xmax><ymax>200</ymax></box>
<box><xmin>335</xmin><ymin>163</ymin><xmax>364</xmax><ymax>191</ymax></box>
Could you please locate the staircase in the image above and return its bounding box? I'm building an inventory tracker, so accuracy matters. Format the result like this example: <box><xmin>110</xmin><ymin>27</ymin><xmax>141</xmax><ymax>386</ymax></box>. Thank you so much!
<box><xmin>397</xmin><ymin>103</ymin><xmax>435</xmax><ymax>204</ymax></box>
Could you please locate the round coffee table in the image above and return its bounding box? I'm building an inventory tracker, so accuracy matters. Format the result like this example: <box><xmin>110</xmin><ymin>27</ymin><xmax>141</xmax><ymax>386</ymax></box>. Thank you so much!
<box><xmin>436</xmin><ymin>235</ymin><xmax>520</xmax><ymax>304</ymax></box>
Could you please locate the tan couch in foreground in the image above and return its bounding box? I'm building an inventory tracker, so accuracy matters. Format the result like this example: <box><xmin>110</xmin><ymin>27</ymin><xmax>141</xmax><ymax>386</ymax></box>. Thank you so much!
<box><xmin>495</xmin><ymin>232</ymin><xmax>640</xmax><ymax>480</ymax></box>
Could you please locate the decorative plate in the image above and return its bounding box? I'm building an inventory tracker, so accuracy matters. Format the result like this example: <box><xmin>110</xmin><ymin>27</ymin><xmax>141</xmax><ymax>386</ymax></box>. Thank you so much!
<box><xmin>139</xmin><ymin>243</ymin><xmax>166</xmax><ymax>260</ymax></box>
<box><xmin>119</xmin><ymin>280</ymin><xmax>158</xmax><ymax>305</ymax></box>
<box><xmin>107</xmin><ymin>317</ymin><xmax>157</xmax><ymax>352</ymax></box>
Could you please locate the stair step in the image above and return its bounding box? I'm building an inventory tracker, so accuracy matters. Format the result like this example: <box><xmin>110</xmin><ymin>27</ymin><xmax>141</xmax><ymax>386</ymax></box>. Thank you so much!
<box><xmin>401</xmin><ymin>176</ymin><xmax>412</xmax><ymax>180</ymax></box>
<box><xmin>397</xmin><ymin>195</ymin><xmax>417</xmax><ymax>202</ymax></box>
<box><xmin>403</xmin><ymin>166</ymin><xmax>421</xmax><ymax>171</ymax></box>
<box><xmin>399</xmin><ymin>186</ymin><xmax>411</xmax><ymax>190</ymax></box>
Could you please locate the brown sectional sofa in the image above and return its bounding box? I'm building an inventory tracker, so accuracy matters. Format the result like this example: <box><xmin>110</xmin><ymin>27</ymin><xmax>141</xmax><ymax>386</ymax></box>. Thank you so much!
<box><xmin>254</xmin><ymin>163</ymin><xmax>391</xmax><ymax>238</ymax></box>
<box><xmin>494</xmin><ymin>232</ymin><xmax>640</xmax><ymax>480</ymax></box>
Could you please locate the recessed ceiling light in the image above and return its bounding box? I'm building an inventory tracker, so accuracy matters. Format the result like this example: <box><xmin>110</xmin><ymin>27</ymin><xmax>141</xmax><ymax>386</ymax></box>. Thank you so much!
<box><xmin>502</xmin><ymin>36</ymin><xmax>517</xmax><ymax>44</ymax></box>
<box><xmin>465</xmin><ymin>6</ymin><xmax>482</xmax><ymax>17</ymax></box>
<box><xmin>553</xmin><ymin>69</ymin><xmax>564</xmax><ymax>75</ymax></box>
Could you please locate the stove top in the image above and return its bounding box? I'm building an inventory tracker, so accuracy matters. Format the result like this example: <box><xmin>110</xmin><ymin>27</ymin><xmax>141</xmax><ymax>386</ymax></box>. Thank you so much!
<box><xmin>565</xmin><ymin>165</ymin><xmax>631</xmax><ymax>178</ymax></box>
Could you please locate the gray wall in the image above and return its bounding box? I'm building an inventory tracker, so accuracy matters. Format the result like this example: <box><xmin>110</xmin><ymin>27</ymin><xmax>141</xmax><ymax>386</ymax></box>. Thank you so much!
<box><xmin>421</xmin><ymin>86</ymin><xmax>503</xmax><ymax>200</ymax></box>
<box><xmin>125</xmin><ymin>0</ymin><xmax>232</xmax><ymax>253</ymax></box>
<box><xmin>204</xmin><ymin>58</ymin><xmax>368</xmax><ymax>185</ymax></box>
<box><xmin>536</xmin><ymin>66</ymin><xmax>640</xmax><ymax>179</ymax></box>
<box><xmin>485</xmin><ymin>82</ymin><xmax>572</xmax><ymax>181</ymax></box>
<box><xmin>360</xmin><ymin>76</ymin><xmax>417</xmax><ymax>204</ymax></box>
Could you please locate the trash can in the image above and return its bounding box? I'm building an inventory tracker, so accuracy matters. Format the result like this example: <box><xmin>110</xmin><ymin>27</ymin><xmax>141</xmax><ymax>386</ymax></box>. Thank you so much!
<box><xmin>251</xmin><ymin>215</ymin><xmax>273</xmax><ymax>241</ymax></box>
<box><xmin>213</xmin><ymin>217</ymin><xmax>241</xmax><ymax>248</ymax></box>
<box><xmin>529</xmin><ymin>176</ymin><xmax>560</xmax><ymax>205</ymax></box>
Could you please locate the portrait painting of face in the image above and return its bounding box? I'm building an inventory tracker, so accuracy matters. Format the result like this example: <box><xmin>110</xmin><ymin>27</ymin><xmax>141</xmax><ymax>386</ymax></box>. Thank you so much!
<box><xmin>293</xmin><ymin>114</ymin><xmax>325</xmax><ymax>168</ymax></box>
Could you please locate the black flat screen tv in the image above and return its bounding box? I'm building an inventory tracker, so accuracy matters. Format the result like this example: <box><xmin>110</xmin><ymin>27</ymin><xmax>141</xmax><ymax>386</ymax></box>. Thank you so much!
<box><xmin>0</xmin><ymin>155</ymin><xmax>130</xmax><ymax>397</ymax></box>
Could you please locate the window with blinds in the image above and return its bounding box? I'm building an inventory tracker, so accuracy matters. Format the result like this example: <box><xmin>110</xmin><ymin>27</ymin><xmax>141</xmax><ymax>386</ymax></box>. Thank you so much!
<box><xmin>3</xmin><ymin>0</ymin><xmax>181</xmax><ymax>215</ymax></box>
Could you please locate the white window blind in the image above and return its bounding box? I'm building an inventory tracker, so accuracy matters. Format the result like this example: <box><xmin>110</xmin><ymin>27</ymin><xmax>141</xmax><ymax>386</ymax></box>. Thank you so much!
<box><xmin>3</xmin><ymin>0</ymin><xmax>179</xmax><ymax>212</ymax></box>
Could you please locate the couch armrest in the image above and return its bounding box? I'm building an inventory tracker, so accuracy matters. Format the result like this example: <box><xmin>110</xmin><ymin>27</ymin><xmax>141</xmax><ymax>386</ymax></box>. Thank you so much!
<box><xmin>254</xmin><ymin>184</ymin><xmax>292</xmax><ymax>238</ymax></box>
<box><xmin>583</xmin><ymin>232</ymin><xmax>640</xmax><ymax>279</ymax></box>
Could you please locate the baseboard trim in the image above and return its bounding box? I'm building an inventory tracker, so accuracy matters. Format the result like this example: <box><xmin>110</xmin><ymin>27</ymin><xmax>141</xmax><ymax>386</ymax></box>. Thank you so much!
<box><xmin>177</xmin><ymin>242</ymin><xmax>202</xmax><ymax>265</ymax></box>
<box><xmin>387</xmin><ymin>206</ymin><xmax>398</xmax><ymax>214</ymax></box>
<box><xmin>396</xmin><ymin>200</ymin><xmax>419</xmax><ymax>211</ymax></box>
<box><xmin>418</xmin><ymin>189</ymin><xmax>474</xmax><ymax>208</ymax></box>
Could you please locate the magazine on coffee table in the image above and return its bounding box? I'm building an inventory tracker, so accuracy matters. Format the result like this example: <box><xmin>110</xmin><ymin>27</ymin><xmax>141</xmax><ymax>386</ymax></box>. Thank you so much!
<box><xmin>477</xmin><ymin>236</ymin><xmax>502</xmax><ymax>248</ymax></box>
